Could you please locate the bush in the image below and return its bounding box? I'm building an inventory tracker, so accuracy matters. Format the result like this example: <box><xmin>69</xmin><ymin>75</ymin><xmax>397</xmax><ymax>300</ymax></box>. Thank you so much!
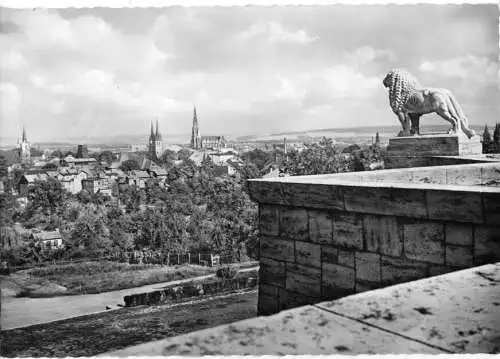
<box><xmin>215</xmin><ymin>265</ymin><xmax>238</xmax><ymax>279</ymax></box>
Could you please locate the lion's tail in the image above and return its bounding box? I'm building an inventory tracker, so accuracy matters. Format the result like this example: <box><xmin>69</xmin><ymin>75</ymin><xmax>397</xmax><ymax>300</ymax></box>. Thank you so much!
<box><xmin>446</xmin><ymin>92</ymin><xmax>476</xmax><ymax>139</ymax></box>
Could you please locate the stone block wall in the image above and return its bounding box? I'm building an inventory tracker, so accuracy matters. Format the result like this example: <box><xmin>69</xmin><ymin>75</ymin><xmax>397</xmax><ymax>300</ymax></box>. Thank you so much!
<box><xmin>384</xmin><ymin>134</ymin><xmax>484</xmax><ymax>169</ymax></box>
<box><xmin>250</xmin><ymin>163</ymin><xmax>500</xmax><ymax>316</ymax></box>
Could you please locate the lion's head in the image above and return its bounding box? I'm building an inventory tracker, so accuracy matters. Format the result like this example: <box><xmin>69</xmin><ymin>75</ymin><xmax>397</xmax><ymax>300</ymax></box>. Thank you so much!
<box><xmin>384</xmin><ymin>69</ymin><xmax>421</xmax><ymax>114</ymax></box>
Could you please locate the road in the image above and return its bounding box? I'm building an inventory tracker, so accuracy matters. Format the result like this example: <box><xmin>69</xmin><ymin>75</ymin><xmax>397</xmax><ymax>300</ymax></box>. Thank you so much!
<box><xmin>1</xmin><ymin>266</ymin><xmax>258</xmax><ymax>330</ymax></box>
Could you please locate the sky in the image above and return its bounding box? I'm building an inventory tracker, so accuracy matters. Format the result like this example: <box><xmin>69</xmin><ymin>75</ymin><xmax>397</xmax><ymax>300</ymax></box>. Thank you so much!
<box><xmin>0</xmin><ymin>4</ymin><xmax>498</xmax><ymax>142</ymax></box>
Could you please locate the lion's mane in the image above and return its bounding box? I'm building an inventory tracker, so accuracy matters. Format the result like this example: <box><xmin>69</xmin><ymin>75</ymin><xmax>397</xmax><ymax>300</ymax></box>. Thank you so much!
<box><xmin>384</xmin><ymin>69</ymin><xmax>421</xmax><ymax>114</ymax></box>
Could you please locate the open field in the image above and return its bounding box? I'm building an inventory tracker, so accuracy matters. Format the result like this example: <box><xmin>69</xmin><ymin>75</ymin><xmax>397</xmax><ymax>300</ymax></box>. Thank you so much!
<box><xmin>2</xmin><ymin>261</ymin><xmax>216</xmax><ymax>298</ymax></box>
<box><xmin>0</xmin><ymin>289</ymin><xmax>258</xmax><ymax>357</ymax></box>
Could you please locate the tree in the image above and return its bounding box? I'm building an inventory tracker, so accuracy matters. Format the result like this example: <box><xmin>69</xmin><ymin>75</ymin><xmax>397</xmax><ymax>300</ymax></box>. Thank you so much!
<box><xmin>120</xmin><ymin>159</ymin><xmax>140</xmax><ymax>172</ymax></box>
<box><xmin>26</xmin><ymin>178</ymin><xmax>69</xmax><ymax>216</ymax></box>
<box><xmin>159</xmin><ymin>149</ymin><xmax>178</xmax><ymax>168</ymax></box>
<box><xmin>493</xmin><ymin>123</ymin><xmax>500</xmax><ymax>153</ymax></box>
<box><xmin>50</xmin><ymin>150</ymin><xmax>64</xmax><ymax>159</ymax></box>
<box><xmin>98</xmin><ymin>151</ymin><xmax>114</xmax><ymax>165</ymax></box>
<box><xmin>0</xmin><ymin>193</ymin><xmax>19</xmax><ymax>227</ymax></box>
<box><xmin>242</xmin><ymin>149</ymin><xmax>272</xmax><ymax>173</ymax></box>
<box><xmin>0</xmin><ymin>155</ymin><xmax>8</xmax><ymax>179</ymax></box>
<box><xmin>178</xmin><ymin>148</ymin><xmax>193</xmax><ymax>162</ymax></box>
<box><xmin>287</xmin><ymin>137</ymin><xmax>347</xmax><ymax>175</ymax></box>
<box><xmin>69</xmin><ymin>211</ymin><xmax>111</xmax><ymax>252</ymax></box>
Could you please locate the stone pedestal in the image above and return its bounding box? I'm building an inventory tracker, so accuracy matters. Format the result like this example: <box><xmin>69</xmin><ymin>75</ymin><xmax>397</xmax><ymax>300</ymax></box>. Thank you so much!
<box><xmin>385</xmin><ymin>134</ymin><xmax>482</xmax><ymax>169</ymax></box>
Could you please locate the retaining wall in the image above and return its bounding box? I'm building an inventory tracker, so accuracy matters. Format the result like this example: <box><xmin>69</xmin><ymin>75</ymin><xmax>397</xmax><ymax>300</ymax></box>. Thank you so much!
<box><xmin>249</xmin><ymin>162</ymin><xmax>500</xmax><ymax>316</ymax></box>
<box><xmin>124</xmin><ymin>276</ymin><xmax>259</xmax><ymax>307</ymax></box>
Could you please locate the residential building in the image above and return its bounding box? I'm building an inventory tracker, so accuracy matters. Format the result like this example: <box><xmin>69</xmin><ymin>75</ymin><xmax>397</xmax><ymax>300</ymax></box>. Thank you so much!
<box><xmin>56</xmin><ymin>167</ymin><xmax>88</xmax><ymax>194</ymax></box>
<box><xmin>18</xmin><ymin>173</ymin><xmax>49</xmax><ymax>196</ymax></box>
<box><xmin>82</xmin><ymin>176</ymin><xmax>112</xmax><ymax>196</ymax></box>
<box><xmin>30</xmin><ymin>229</ymin><xmax>64</xmax><ymax>250</ymax></box>
<box><xmin>61</xmin><ymin>155</ymin><xmax>97</xmax><ymax>166</ymax></box>
<box><xmin>128</xmin><ymin>170</ymin><xmax>150</xmax><ymax>188</ymax></box>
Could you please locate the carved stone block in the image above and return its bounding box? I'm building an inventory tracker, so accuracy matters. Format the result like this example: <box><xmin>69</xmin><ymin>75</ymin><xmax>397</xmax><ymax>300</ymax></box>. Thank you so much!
<box><xmin>355</xmin><ymin>252</ymin><xmax>381</xmax><ymax>283</ymax></box>
<box><xmin>259</xmin><ymin>257</ymin><xmax>286</xmax><ymax>287</ymax></box>
<box><xmin>403</xmin><ymin>222</ymin><xmax>444</xmax><ymax>264</ymax></box>
<box><xmin>363</xmin><ymin>214</ymin><xmax>402</xmax><ymax>257</ymax></box>
<box><xmin>260</xmin><ymin>236</ymin><xmax>294</xmax><ymax>263</ymax></box>
<box><xmin>474</xmin><ymin>225</ymin><xmax>500</xmax><ymax>265</ymax></box>
<box><xmin>259</xmin><ymin>205</ymin><xmax>280</xmax><ymax>236</ymax></box>
<box><xmin>295</xmin><ymin>241</ymin><xmax>321</xmax><ymax>269</ymax></box>
<box><xmin>426</xmin><ymin>190</ymin><xmax>482</xmax><ymax>223</ymax></box>
<box><xmin>445</xmin><ymin>223</ymin><xmax>473</xmax><ymax>246</ymax></box>
<box><xmin>332</xmin><ymin>212</ymin><xmax>363</xmax><ymax>250</ymax></box>
<box><xmin>308</xmin><ymin>209</ymin><xmax>332</xmax><ymax>244</ymax></box>
<box><xmin>280</xmin><ymin>208</ymin><xmax>308</xmax><ymax>241</ymax></box>
<box><xmin>285</xmin><ymin>263</ymin><xmax>321</xmax><ymax>298</ymax></box>
<box><xmin>381</xmin><ymin>255</ymin><xmax>427</xmax><ymax>285</ymax></box>
<box><xmin>445</xmin><ymin>244</ymin><xmax>473</xmax><ymax>268</ymax></box>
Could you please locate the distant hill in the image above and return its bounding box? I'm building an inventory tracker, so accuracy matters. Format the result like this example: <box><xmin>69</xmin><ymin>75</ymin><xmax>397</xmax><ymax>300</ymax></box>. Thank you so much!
<box><xmin>235</xmin><ymin>124</ymin><xmax>486</xmax><ymax>143</ymax></box>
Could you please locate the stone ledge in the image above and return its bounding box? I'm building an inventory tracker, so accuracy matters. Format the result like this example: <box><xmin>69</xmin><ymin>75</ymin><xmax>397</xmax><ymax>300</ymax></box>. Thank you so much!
<box><xmin>103</xmin><ymin>263</ymin><xmax>499</xmax><ymax>356</ymax></box>
<box><xmin>248</xmin><ymin>163</ymin><xmax>500</xmax><ymax>224</ymax></box>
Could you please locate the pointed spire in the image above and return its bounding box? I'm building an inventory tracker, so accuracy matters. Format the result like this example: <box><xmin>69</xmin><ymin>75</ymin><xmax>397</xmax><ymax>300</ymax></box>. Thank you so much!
<box><xmin>155</xmin><ymin>118</ymin><xmax>159</xmax><ymax>137</ymax></box>
<box><xmin>22</xmin><ymin>126</ymin><xmax>27</xmax><ymax>142</ymax></box>
<box><xmin>193</xmin><ymin>105</ymin><xmax>198</xmax><ymax>122</ymax></box>
<box><xmin>150</xmin><ymin>121</ymin><xmax>155</xmax><ymax>140</ymax></box>
<box><xmin>483</xmin><ymin>123</ymin><xmax>491</xmax><ymax>143</ymax></box>
<box><xmin>375</xmin><ymin>130</ymin><xmax>380</xmax><ymax>145</ymax></box>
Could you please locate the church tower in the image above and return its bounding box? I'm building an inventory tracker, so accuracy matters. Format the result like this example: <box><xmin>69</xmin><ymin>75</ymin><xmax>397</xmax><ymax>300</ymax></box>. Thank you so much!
<box><xmin>148</xmin><ymin>120</ymin><xmax>163</xmax><ymax>160</ymax></box>
<box><xmin>154</xmin><ymin>119</ymin><xmax>163</xmax><ymax>159</ymax></box>
<box><xmin>191</xmin><ymin>106</ymin><xmax>201</xmax><ymax>150</ymax></box>
<box><xmin>18</xmin><ymin>126</ymin><xmax>31</xmax><ymax>164</ymax></box>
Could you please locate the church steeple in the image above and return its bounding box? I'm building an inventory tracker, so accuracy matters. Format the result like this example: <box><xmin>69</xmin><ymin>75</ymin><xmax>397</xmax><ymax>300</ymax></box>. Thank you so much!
<box><xmin>191</xmin><ymin>105</ymin><xmax>201</xmax><ymax>149</ymax></box>
<box><xmin>149</xmin><ymin>121</ymin><xmax>155</xmax><ymax>141</ymax></box>
<box><xmin>18</xmin><ymin>125</ymin><xmax>31</xmax><ymax>164</ymax></box>
<box><xmin>155</xmin><ymin>119</ymin><xmax>162</xmax><ymax>141</ymax></box>
<box><xmin>22</xmin><ymin>126</ymin><xmax>27</xmax><ymax>142</ymax></box>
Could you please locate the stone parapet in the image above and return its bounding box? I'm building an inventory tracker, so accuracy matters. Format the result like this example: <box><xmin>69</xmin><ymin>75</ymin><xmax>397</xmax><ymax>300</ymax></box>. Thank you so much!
<box><xmin>249</xmin><ymin>162</ymin><xmax>500</xmax><ymax>316</ymax></box>
<box><xmin>104</xmin><ymin>263</ymin><xmax>500</xmax><ymax>356</ymax></box>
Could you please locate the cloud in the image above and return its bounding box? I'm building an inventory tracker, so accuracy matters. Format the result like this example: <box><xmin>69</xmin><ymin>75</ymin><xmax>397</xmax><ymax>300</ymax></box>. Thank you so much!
<box><xmin>419</xmin><ymin>54</ymin><xmax>498</xmax><ymax>84</ymax></box>
<box><xmin>344</xmin><ymin>46</ymin><xmax>398</xmax><ymax>66</ymax></box>
<box><xmin>0</xmin><ymin>6</ymin><xmax>497</xmax><ymax>141</ymax></box>
<box><xmin>0</xmin><ymin>83</ymin><xmax>22</xmax><ymax>135</ymax></box>
<box><xmin>272</xmin><ymin>65</ymin><xmax>381</xmax><ymax>104</ymax></box>
<box><xmin>236</xmin><ymin>21</ymin><xmax>318</xmax><ymax>44</ymax></box>
<box><xmin>1</xmin><ymin>49</ymin><xmax>29</xmax><ymax>72</ymax></box>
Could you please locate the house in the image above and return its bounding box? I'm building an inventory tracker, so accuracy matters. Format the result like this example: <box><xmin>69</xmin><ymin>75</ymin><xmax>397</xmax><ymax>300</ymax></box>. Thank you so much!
<box><xmin>31</xmin><ymin>229</ymin><xmax>64</xmax><ymax>250</ymax></box>
<box><xmin>82</xmin><ymin>176</ymin><xmax>112</xmax><ymax>196</ymax></box>
<box><xmin>148</xmin><ymin>166</ymin><xmax>168</xmax><ymax>185</ymax></box>
<box><xmin>61</xmin><ymin>155</ymin><xmax>97</xmax><ymax>166</ymax></box>
<box><xmin>18</xmin><ymin>173</ymin><xmax>49</xmax><ymax>196</ymax></box>
<box><xmin>128</xmin><ymin>170</ymin><xmax>150</xmax><ymax>188</ymax></box>
<box><xmin>56</xmin><ymin>167</ymin><xmax>88</xmax><ymax>194</ymax></box>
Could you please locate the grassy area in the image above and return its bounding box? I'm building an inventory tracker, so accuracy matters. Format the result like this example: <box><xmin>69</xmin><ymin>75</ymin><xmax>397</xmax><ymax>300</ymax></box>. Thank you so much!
<box><xmin>0</xmin><ymin>290</ymin><xmax>258</xmax><ymax>357</ymax></box>
<box><xmin>5</xmin><ymin>261</ymin><xmax>216</xmax><ymax>298</ymax></box>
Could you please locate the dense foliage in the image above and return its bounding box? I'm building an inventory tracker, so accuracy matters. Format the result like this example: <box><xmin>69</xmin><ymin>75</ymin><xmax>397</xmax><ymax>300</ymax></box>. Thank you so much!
<box><xmin>1</xmin><ymin>156</ymin><xmax>259</xmax><ymax>266</ymax></box>
<box><xmin>0</xmin><ymin>138</ymin><xmax>385</xmax><ymax>268</ymax></box>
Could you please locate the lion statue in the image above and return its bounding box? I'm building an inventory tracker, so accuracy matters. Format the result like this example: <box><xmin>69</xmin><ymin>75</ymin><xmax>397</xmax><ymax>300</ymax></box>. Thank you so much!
<box><xmin>383</xmin><ymin>69</ymin><xmax>476</xmax><ymax>139</ymax></box>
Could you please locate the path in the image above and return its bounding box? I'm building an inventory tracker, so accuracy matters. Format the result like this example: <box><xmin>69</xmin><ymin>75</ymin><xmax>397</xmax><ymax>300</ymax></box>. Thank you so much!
<box><xmin>1</xmin><ymin>266</ymin><xmax>258</xmax><ymax>330</ymax></box>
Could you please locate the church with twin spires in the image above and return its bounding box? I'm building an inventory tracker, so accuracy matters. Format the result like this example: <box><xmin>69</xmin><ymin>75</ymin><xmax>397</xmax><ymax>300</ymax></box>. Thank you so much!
<box><xmin>148</xmin><ymin>120</ymin><xmax>163</xmax><ymax>160</ymax></box>
<box><xmin>18</xmin><ymin>126</ymin><xmax>31</xmax><ymax>165</ymax></box>
<box><xmin>190</xmin><ymin>106</ymin><xmax>226</xmax><ymax>151</ymax></box>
